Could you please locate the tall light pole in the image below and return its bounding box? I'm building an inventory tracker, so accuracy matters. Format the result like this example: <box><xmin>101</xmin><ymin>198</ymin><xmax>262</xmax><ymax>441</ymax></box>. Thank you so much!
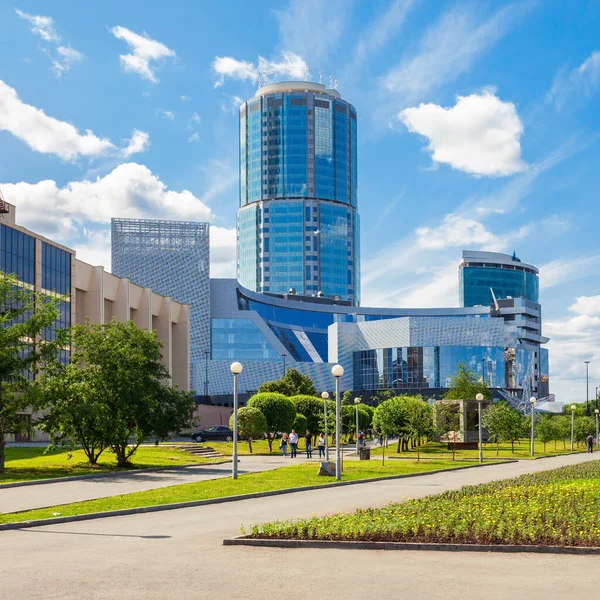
<box><xmin>203</xmin><ymin>350</ymin><xmax>210</xmax><ymax>397</ymax></box>
<box><xmin>595</xmin><ymin>409</ymin><xmax>599</xmax><ymax>448</ymax></box>
<box><xmin>354</xmin><ymin>397</ymin><xmax>361</xmax><ymax>455</ymax></box>
<box><xmin>529</xmin><ymin>397</ymin><xmax>536</xmax><ymax>456</ymax></box>
<box><xmin>282</xmin><ymin>353</ymin><xmax>287</xmax><ymax>377</ymax></box>
<box><xmin>476</xmin><ymin>393</ymin><xmax>484</xmax><ymax>463</ymax></box>
<box><xmin>571</xmin><ymin>404</ymin><xmax>576</xmax><ymax>451</ymax></box>
<box><xmin>332</xmin><ymin>364</ymin><xmax>344</xmax><ymax>481</ymax></box>
<box><xmin>321</xmin><ymin>391</ymin><xmax>330</xmax><ymax>461</ymax></box>
<box><xmin>585</xmin><ymin>361</ymin><xmax>591</xmax><ymax>415</ymax></box>
<box><xmin>230</xmin><ymin>362</ymin><xmax>243</xmax><ymax>480</ymax></box>
<box><xmin>596</xmin><ymin>386</ymin><xmax>599</xmax><ymax>412</ymax></box>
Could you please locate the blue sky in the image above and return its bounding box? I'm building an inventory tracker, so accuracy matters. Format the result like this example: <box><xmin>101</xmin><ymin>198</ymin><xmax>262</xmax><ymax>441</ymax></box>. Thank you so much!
<box><xmin>1</xmin><ymin>0</ymin><xmax>600</xmax><ymax>402</ymax></box>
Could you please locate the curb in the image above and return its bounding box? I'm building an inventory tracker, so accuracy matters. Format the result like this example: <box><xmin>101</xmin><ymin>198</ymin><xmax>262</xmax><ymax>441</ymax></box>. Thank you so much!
<box><xmin>0</xmin><ymin>460</ymin><xmax>232</xmax><ymax>490</ymax></box>
<box><xmin>0</xmin><ymin>460</ymin><xmax>510</xmax><ymax>531</ymax></box>
<box><xmin>222</xmin><ymin>538</ymin><xmax>600</xmax><ymax>555</ymax></box>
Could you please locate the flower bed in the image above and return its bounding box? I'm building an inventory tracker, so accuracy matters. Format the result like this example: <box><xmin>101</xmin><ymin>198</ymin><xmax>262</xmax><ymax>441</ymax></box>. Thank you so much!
<box><xmin>247</xmin><ymin>462</ymin><xmax>600</xmax><ymax>547</ymax></box>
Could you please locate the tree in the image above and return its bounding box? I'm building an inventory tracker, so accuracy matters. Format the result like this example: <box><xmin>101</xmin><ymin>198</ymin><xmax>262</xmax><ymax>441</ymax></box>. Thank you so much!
<box><xmin>372</xmin><ymin>396</ymin><xmax>408</xmax><ymax>452</ymax></box>
<box><xmin>257</xmin><ymin>368</ymin><xmax>316</xmax><ymax>396</ymax></box>
<box><xmin>574</xmin><ymin>416</ymin><xmax>595</xmax><ymax>447</ymax></box>
<box><xmin>444</xmin><ymin>363</ymin><xmax>491</xmax><ymax>400</ymax></box>
<box><xmin>247</xmin><ymin>392</ymin><xmax>296</xmax><ymax>451</ymax></box>
<box><xmin>535</xmin><ymin>415</ymin><xmax>557</xmax><ymax>453</ymax></box>
<box><xmin>293</xmin><ymin>412</ymin><xmax>308</xmax><ymax>434</ymax></box>
<box><xmin>0</xmin><ymin>273</ymin><xmax>65</xmax><ymax>473</ymax></box>
<box><xmin>435</xmin><ymin>401</ymin><xmax>460</xmax><ymax>460</ymax></box>
<box><xmin>555</xmin><ymin>415</ymin><xmax>572</xmax><ymax>449</ymax></box>
<box><xmin>42</xmin><ymin>319</ymin><xmax>194</xmax><ymax>467</ymax></box>
<box><xmin>290</xmin><ymin>395</ymin><xmax>324</xmax><ymax>438</ymax></box>
<box><xmin>482</xmin><ymin>402</ymin><xmax>524</xmax><ymax>453</ymax></box>
<box><xmin>230</xmin><ymin>407</ymin><xmax>267</xmax><ymax>453</ymax></box>
<box><xmin>404</xmin><ymin>397</ymin><xmax>433</xmax><ymax>461</ymax></box>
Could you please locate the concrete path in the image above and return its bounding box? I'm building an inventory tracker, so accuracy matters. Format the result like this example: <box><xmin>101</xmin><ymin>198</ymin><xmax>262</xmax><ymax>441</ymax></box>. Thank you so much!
<box><xmin>0</xmin><ymin>455</ymin><xmax>294</xmax><ymax>513</ymax></box>
<box><xmin>1</xmin><ymin>453</ymin><xmax>598</xmax><ymax>600</ymax></box>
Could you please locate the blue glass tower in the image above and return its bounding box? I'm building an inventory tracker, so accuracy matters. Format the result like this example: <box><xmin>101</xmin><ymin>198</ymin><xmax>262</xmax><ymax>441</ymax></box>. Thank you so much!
<box><xmin>238</xmin><ymin>81</ymin><xmax>360</xmax><ymax>305</ymax></box>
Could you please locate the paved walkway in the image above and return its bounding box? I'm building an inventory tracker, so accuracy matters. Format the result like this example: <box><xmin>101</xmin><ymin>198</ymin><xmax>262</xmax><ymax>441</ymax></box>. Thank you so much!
<box><xmin>1</xmin><ymin>453</ymin><xmax>599</xmax><ymax>599</ymax></box>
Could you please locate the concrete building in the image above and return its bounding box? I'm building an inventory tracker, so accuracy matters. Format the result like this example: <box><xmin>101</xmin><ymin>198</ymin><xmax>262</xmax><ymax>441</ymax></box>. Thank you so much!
<box><xmin>0</xmin><ymin>199</ymin><xmax>190</xmax><ymax>440</ymax></box>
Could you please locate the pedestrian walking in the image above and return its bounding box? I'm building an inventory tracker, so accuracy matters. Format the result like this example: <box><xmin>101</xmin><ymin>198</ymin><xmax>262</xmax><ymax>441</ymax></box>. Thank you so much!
<box><xmin>289</xmin><ymin>429</ymin><xmax>298</xmax><ymax>458</ymax></box>
<box><xmin>304</xmin><ymin>429</ymin><xmax>312</xmax><ymax>458</ymax></box>
<box><xmin>587</xmin><ymin>433</ymin><xmax>594</xmax><ymax>453</ymax></box>
<box><xmin>317</xmin><ymin>433</ymin><xmax>326</xmax><ymax>458</ymax></box>
<box><xmin>357</xmin><ymin>431</ymin><xmax>364</xmax><ymax>449</ymax></box>
<box><xmin>280</xmin><ymin>432</ymin><xmax>289</xmax><ymax>457</ymax></box>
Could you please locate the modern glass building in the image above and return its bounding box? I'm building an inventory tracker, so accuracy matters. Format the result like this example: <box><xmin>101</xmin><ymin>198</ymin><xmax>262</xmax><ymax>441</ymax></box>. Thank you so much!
<box><xmin>238</xmin><ymin>81</ymin><xmax>360</xmax><ymax>305</ymax></box>
<box><xmin>111</xmin><ymin>218</ymin><xmax>210</xmax><ymax>390</ymax></box>
<box><xmin>460</xmin><ymin>250</ymin><xmax>539</xmax><ymax>307</ymax></box>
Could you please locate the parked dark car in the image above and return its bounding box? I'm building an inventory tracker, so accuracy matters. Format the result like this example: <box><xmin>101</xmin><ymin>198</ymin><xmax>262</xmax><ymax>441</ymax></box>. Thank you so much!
<box><xmin>191</xmin><ymin>426</ymin><xmax>234</xmax><ymax>443</ymax></box>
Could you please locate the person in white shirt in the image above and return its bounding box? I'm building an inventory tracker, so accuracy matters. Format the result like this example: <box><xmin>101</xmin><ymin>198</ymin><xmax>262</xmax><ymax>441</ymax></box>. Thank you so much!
<box><xmin>289</xmin><ymin>429</ymin><xmax>299</xmax><ymax>458</ymax></box>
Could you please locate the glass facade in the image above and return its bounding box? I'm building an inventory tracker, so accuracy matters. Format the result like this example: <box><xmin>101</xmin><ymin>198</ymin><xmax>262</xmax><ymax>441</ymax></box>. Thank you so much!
<box><xmin>211</xmin><ymin>318</ymin><xmax>280</xmax><ymax>361</ymax></box>
<box><xmin>460</xmin><ymin>265</ymin><xmax>539</xmax><ymax>307</ymax></box>
<box><xmin>354</xmin><ymin>346</ymin><xmax>509</xmax><ymax>391</ymax></box>
<box><xmin>42</xmin><ymin>242</ymin><xmax>71</xmax><ymax>295</ymax></box>
<box><xmin>238</xmin><ymin>83</ymin><xmax>359</xmax><ymax>304</ymax></box>
<box><xmin>0</xmin><ymin>224</ymin><xmax>35</xmax><ymax>284</ymax></box>
<box><xmin>111</xmin><ymin>219</ymin><xmax>210</xmax><ymax>390</ymax></box>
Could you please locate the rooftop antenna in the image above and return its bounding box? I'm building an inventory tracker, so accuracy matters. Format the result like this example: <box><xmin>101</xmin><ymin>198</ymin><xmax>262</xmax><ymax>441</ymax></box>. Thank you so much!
<box><xmin>318</xmin><ymin>69</ymin><xmax>322</xmax><ymax>85</ymax></box>
<box><xmin>329</xmin><ymin>74</ymin><xmax>333</xmax><ymax>88</ymax></box>
<box><xmin>332</xmin><ymin>78</ymin><xmax>339</xmax><ymax>90</ymax></box>
<box><xmin>304</xmin><ymin>66</ymin><xmax>309</xmax><ymax>81</ymax></box>
<box><xmin>490</xmin><ymin>287</ymin><xmax>500</xmax><ymax>312</ymax></box>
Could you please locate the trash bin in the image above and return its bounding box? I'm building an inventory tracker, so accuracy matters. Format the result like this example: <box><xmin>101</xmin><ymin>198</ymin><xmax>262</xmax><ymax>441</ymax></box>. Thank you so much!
<box><xmin>359</xmin><ymin>448</ymin><xmax>371</xmax><ymax>460</ymax></box>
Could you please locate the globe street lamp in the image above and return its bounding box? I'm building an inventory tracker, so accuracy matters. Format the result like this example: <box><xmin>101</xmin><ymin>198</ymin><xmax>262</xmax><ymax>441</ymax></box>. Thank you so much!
<box><xmin>332</xmin><ymin>364</ymin><xmax>344</xmax><ymax>481</ymax></box>
<box><xmin>354</xmin><ymin>397</ymin><xmax>361</xmax><ymax>455</ymax></box>
<box><xmin>529</xmin><ymin>397</ymin><xmax>536</xmax><ymax>457</ymax></box>
<box><xmin>476</xmin><ymin>393</ymin><xmax>484</xmax><ymax>463</ymax></box>
<box><xmin>321</xmin><ymin>391</ymin><xmax>330</xmax><ymax>461</ymax></box>
<box><xmin>595</xmin><ymin>409</ymin><xmax>599</xmax><ymax>448</ymax></box>
<box><xmin>230</xmin><ymin>361</ymin><xmax>243</xmax><ymax>480</ymax></box>
<box><xmin>571</xmin><ymin>404</ymin><xmax>577</xmax><ymax>451</ymax></box>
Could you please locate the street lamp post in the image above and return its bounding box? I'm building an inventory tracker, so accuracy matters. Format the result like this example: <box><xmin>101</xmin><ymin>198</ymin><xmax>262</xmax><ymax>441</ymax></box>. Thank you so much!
<box><xmin>230</xmin><ymin>362</ymin><xmax>243</xmax><ymax>480</ymax></box>
<box><xmin>529</xmin><ymin>397</ymin><xmax>536</xmax><ymax>456</ymax></box>
<box><xmin>476</xmin><ymin>393</ymin><xmax>484</xmax><ymax>463</ymax></box>
<box><xmin>585</xmin><ymin>361</ymin><xmax>591</xmax><ymax>415</ymax></box>
<box><xmin>332</xmin><ymin>364</ymin><xmax>344</xmax><ymax>481</ymax></box>
<box><xmin>321</xmin><ymin>391</ymin><xmax>330</xmax><ymax>461</ymax></box>
<box><xmin>596</xmin><ymin>386</ymin><xmax>599</xmax><ymax>412</ymax></box>
<box><xmin>354</xmin><ymin>397</ymin><xmax>361</xmax><ymax>455</ymax></box>
<box><xmin>571</xmin><ymin>404</ymin><xmax>576</xmax><ymax>451</ymax></box>
<box><xmin>595</xmin><ymin>409</ymin><xmax>599</xmax><ymax>448</ymax></box>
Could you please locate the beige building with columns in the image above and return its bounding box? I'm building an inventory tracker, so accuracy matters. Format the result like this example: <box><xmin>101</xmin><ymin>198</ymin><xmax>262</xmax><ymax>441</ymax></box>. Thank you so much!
<box><xmin>0</xmin><ymin>199</ymin><xmax>190</xmax><ymax>441</ymax></box>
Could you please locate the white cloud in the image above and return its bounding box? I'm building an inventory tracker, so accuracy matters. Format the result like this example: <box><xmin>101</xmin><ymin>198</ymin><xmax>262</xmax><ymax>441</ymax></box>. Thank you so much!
<box><xmin>274</xmin><ymin>0</ymin><xmax>347</xmax><ymax>64</ymax></box>
<box><xmin>188</xmin><ymin>132</ymin><xmax>200</xmax><ymax>143</ymax></box>
<box><xmin>400</xmin><ymin>92</ymin><xmax>527</xmax><ymax>177</ymax></box>
<box><xmin>110</xmin><ymin>26</ymin><xmax>176</xmax><ymax>83</ymax></box>
<box><xmin>569</xmin><ymin>295</ymin><xmax>600</xmax><ymax>317</ymax></box>
<box><xmin>220</xmin><ymin>94</ymin><xmax>244</xmax><ymax>114</ymax></box>
<box><xmin>212</xmin><ymin>52</ymin><xmax>308</xmax><ymax>87</ymax></box>
<box><xmin>15</xmin><ymin>9</ymin><xmax>60</xmax><ymax>42</ymax></box>
<box><xmin>157</xmin><ymin>108</ymin><xmax>175</xmax><ymax>120</ymax></box>
<box><xmin>121</xmin><ymin>129</ymin><xmax>150</xmax><ymax>157</ymax></box>
<box><xmin>540</xmin><ymin>254</ymin><xmax>600</xmax><ymax>289</ymax></box>
<box><xmin>352</xmin><ymin>0</ymin><xmax>415</xmax><ymax>67</ymax></box>
<box><xmin>0</xmin><ymin>79</ymin><xmax>114</xmax><ymax>160</ymax></box>
<box><xmin>548</xmin><ymin>50</ymin><xmax>600</xmax><ymax>110</ymax></box>
<box><xmin>382</xmin><ymin>3</ymin><xmax>533</xmax><ymax>105</ymax></box>
<box><xmin>415</xmin><ymin>215</ymin><xmax>502</xmax><ymax>250</ymax></box>
<box><xmin>16</xmin><ymin>9</ymin><xmax>84</xmax><ymax>76</ymax></box>
<box><xmin>2</xmin><ymin>162</ymin><xmax>237</xmax><ymax>277</ymax></box>
<box><xmin>180</xmin><ymin>95</ymin><xmax>191</xmax><ymax>102</ymax></box>
<box><xmin>190</xmin><ymin>111</ymin><xmax>201</xmax><ymax>124</ymax></box>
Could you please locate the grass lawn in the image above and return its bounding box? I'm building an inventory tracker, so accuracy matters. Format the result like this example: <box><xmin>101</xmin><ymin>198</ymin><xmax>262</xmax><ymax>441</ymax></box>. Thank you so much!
<box><xmin>248</xmin><ymin>461</ymin><xmax>600</xmax><ymax>547</ymax></box>
<box><xmin>0</xmin><ymin>446</ymin><xmax>224</xmax><ymax>485</ymax></box>
<box><xmin>0</xmin><ymin>458</ymin><xmax>486</xmax><ymax>525</ymax></box>
<box><xmin>370</xmin><ymin>439</ymin><xmax>584</xmax><ymax>461</ymax></box>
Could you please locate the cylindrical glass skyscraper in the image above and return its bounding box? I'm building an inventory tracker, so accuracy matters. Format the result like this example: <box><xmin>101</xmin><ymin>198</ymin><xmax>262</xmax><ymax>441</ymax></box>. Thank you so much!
<box><xmin>238</xmin><ymin>81</ymin><xmax>359</xmax><ymax>305</ymax></box>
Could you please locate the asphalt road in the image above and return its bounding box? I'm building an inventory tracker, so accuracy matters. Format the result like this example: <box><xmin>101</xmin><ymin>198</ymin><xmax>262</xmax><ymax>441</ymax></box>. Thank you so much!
<box><xmin>1</xmin><ymin>452</ymin><xmax>598</xmax><ymax>600</ymax></box>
